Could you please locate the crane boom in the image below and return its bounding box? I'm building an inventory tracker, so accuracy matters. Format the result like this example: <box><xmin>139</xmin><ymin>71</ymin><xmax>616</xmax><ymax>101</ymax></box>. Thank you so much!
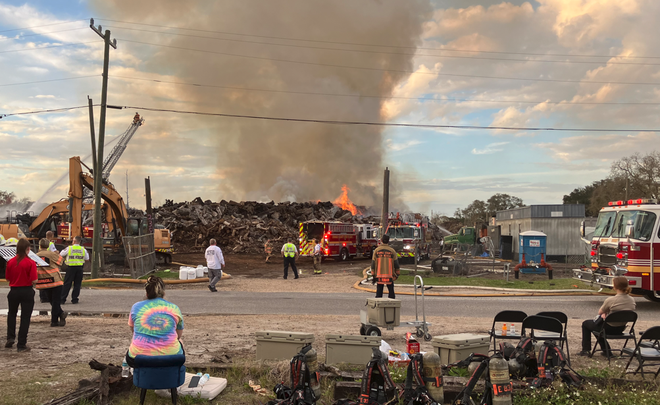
<box><xmin>102</xmin><ymin>117</ymin><xmax>144</xmax><ymax>181</ymax></box>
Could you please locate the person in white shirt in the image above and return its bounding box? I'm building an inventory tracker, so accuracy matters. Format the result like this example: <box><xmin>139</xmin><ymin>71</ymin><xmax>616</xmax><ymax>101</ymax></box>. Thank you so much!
<box><xmin>313</xmin><ymin>239</ymin><xmax>322</xmax><ymax>275</ymax></box>
<box><xmin>59</xmin><ymin>236</ymin><xmax>89</xmax><ymax>304</ymax></box>
<box><xmin>205</xmin><ymin>239</ymin><xmax>225</xmax><ymax>292</ymax></box>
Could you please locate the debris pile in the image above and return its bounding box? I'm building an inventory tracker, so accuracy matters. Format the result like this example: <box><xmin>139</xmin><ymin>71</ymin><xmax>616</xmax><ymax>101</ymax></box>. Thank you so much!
<box><xmin>155</xmin><ymin>198</ymin><xmax>444</xmax><ymax>253</ymax></box>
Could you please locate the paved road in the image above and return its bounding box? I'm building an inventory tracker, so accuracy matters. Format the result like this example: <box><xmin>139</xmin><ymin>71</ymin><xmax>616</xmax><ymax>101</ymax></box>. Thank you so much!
<box><xmin>1</xmin><ymin>288</ymin><xmax>658</xmax><ymax>320</ymax></box>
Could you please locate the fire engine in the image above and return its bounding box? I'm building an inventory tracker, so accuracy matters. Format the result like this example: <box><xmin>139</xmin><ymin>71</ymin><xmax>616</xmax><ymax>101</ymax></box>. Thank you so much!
<box><xmin>381</xmin><ymin>213</ymin><xmax>431</xmax><ymax>261</ymax></box>
<box><xmin>573</xmin><ymin>198</ymin><xmax>660</xmax><ymax>303</ymax></box>
<box><xmin>299</xmin><ymin>221</ymin><xmax>379</xmax><ymax>261</ymax></box>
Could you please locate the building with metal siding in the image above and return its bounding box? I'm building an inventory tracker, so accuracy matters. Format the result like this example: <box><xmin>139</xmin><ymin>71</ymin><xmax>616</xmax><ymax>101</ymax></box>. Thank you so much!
<box><xmin>495</xmin><ymin>204</ymin><xmax>585</xmax><ymax>261</ymax></box>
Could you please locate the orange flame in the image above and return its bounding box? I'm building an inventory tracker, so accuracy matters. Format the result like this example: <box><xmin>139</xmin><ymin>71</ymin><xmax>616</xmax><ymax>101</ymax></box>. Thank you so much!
<box><xmin>333</xmin><ymin>185</ymin><xmax>362</xmax><ymax>215</ymax></box>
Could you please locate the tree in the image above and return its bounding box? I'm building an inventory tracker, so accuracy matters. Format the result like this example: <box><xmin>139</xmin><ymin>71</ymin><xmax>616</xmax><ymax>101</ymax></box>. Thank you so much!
<box><xmin>460</xmin><ymin>199</ymin><xmax>489</xmax><ymax>224</ymax></box>
<box><xmin>611</xmin><ymin>151</ymin><xmax>660</xmax><ymax>200</ymax></box>
<box><xmin>0</xmin><ymin>190</ymin><xmax>16</xmax><ymax>206</ymax></box>
<box><xmin>486</xmin><ymin>193</ymin><xmax>524</xmax><ymax>217</ymax></box>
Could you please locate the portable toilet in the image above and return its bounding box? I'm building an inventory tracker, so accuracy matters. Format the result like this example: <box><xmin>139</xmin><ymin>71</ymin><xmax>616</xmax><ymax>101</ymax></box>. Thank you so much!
<box><xmin>518</xmin><ymin>231</ymin><xmax>547</xmax><ymax>274</ymax></box>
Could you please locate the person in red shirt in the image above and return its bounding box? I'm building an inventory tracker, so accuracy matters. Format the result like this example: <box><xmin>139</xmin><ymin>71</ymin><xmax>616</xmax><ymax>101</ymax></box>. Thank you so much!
<box><xmin>5</xmin><ymin>238</ymin><xmax>38</xmax><ymax>352</ymax></box>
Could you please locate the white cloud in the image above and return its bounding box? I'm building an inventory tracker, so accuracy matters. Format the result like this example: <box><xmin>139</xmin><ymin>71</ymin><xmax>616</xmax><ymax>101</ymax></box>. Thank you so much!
<box><xmin>471</xmin><ymin>141</ymin><xmax>509</xmax><ymax>155</ymax></box>
<box><xmin>386</xmin><ymin>139</ymin><xmax>423</xmax><ymax>152</ymax></box>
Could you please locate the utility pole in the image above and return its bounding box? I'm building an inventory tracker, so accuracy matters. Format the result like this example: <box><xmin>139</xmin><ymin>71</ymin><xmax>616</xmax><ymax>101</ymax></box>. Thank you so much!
<box><xmin>381</xmin><ymin>167</ymin><xmax>390</xmax><ymax>232</ymax></box>
<box><xmin>125</xmin><ymin>170</ymin><xmax>129</xmax><ymax>209</ymax></box>
<box><xmin>88</xmin><ymin>97</ymin><xmax>97</xmax><ymax>174</ymax></box>
<box><xmin>89</xmin><ymin>18</ymin><xmax>117</xmax><ymax>279</ymax></box>
<box><xmin>145</xmin><ymin>177</ymin><xmax>154</xmax><ymax>234</ymax></box>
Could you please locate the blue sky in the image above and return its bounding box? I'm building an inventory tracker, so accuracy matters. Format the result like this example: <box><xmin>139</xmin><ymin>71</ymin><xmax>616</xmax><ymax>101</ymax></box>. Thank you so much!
<box><xmin>1</xmin><ymin>0</ymin><xmax>659</xmax><ymax>216</ymax></box>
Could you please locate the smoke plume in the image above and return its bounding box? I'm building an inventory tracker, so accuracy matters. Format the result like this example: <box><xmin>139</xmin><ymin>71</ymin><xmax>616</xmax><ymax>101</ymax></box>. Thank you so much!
<box><xmin>91</xmin><ymin>0</ymin><xmax>431</xmax><ymax>207</ymax></box>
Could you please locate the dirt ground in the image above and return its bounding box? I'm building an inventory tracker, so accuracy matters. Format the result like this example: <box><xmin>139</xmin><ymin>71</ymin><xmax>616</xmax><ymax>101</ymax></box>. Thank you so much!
<box><xmin>0</xmin><ymin>253</ymin><xmax>650</xmax><ymax>404</ymax></box>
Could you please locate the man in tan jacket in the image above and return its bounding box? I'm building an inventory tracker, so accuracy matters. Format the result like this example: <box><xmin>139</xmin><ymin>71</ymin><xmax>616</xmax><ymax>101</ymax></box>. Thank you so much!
<box><xmin>36</xmin><ymin>239</ymin><xmax>67</xmax><ymax>327</ymax></box>
<box><xmin>371</xmin><ymin>235</ymin><xmax>401</xmax><ymax>299</ymax></box>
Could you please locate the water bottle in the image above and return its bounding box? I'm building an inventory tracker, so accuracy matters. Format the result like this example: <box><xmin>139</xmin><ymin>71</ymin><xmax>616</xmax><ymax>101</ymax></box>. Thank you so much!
<box><xmin>510</xmin><ymin>323</ymin><xmax>516</xmax><ymax>335</ymax></box>
<box><xmin>121</xmin><ymin>358</ymin><xmax>130</xmax><ymax>378</ymax></box>
<box><xmin>199</xmin><ymin>373</ymin><xmax>210</xmax><ymax>386</ymax></box>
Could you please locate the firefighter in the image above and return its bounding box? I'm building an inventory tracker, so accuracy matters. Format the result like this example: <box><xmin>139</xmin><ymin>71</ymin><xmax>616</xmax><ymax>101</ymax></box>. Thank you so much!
<box><xmin>371</xmin><ymin>234</ymin><xmax>400</xmax><ymax>299</ymax></box>
<box><xmin>40</xmin><ymin>231</ymin><xmax>59</xmax><ymax>303</ymax></box>
<box><xmin>281</xmin><ymin>239</ymin><xmax>299</xmax><ymax>280</ymax></box>
<box><xmin>133</xmin><ymin>112</ymin><xmax>140</xmax><ymax>123</ymax></box>
<box><xmin>264</xmin><ymin>239</ymin><xmax>273</xmax><ymax>263</ymax></box>
<box><xmin>312</xmin><ymin>239</ymin><xmax>322</xmax><ymax>275</ymax></box>
<box><xmin>60</xmin><ymin>236</ymin><xmax>89</xmax><ymax>304</ymax></box>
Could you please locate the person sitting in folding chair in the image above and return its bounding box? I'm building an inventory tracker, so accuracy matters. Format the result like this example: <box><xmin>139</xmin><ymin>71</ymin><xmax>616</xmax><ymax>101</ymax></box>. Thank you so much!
<box><xmin>579</xmin><ymin>277</ymin><xmax>636</xmax><ymax>356</ymax></box>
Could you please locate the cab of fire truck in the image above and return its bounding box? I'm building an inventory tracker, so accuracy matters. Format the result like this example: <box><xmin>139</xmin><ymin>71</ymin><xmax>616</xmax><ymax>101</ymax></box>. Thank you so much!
<box><xmin>382</xmin><ymin>218</ymin><xmax>431</xmax><ymax>261</ymax></box>
<box><xmin>573</xmin><ymin>198</ymin><xmax>660</xmax><ymax>303</ymax></box>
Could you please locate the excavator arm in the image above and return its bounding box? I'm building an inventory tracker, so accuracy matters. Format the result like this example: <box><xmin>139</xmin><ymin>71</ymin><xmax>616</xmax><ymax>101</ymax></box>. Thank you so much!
<box><xmin>29</xmin><ymin>200</ymin><xmax>108</xmax><ymax>235</ymax></box>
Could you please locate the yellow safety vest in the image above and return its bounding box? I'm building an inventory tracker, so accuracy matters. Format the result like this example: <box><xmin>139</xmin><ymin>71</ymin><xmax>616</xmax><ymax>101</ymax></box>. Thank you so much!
<box><xmin>49</xmin><ymin>241</ymin><xmax>56</xmax><ymax>251</ymax></box>
<box><xmin>65</xmin><ymin>245</ymin><xmax>86</xmax><ymax>266</ymax></box>
<box><xmin>283</xmin><ymin>243</ymin><xmax>297</xmax><ymax>258</ymax></box>
<box><xmin>373</xmin><ymin>245</ymin><xmax>396</xmax><ymax>285</ymax></box>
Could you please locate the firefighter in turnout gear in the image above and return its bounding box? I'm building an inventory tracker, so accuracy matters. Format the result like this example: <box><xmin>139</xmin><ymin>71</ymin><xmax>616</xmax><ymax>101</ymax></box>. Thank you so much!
<box><xmin>60</xmin><ymin>236</ymin><xmax>89</xmax><ymax>304</ymax></box>
<box><xmin>281</xmin><ymin>239</ymin><xmax>299</xmax><ymax>280</ymax></box>
<box><xmin>264</xmin><ymin>239</ymin><xmax>273</xmax><ymax>263</ymax></box>
<box><xmin>312</xmin><ymin>239</ymin><xmax>322</xmax><ymax>275</ymax></box>
<box><xmin>371</xmin><ymin>234</ymin><xmax>400</xmax><ymax>299</ymax></box>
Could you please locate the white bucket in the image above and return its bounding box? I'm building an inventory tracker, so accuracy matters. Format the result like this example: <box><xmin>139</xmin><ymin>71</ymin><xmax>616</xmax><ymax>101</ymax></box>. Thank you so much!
<box><xmin>203</xmin><ymin>266</ymin><xmax>208</xmax><ymax>274</ymax></box>
<box><xmin>196</xmin><ymin>266</ymin><xmax>204</xmax><ymax>278</ymax></box>
<box><xmin>179</xmin><ymin>268</ymin><xmax>188</xmax><ymax>280</ymax></box>
<box><xmin>187</xmin><ymin>268</ymin><xmax>197</xmax><ymax>279</ymax></box>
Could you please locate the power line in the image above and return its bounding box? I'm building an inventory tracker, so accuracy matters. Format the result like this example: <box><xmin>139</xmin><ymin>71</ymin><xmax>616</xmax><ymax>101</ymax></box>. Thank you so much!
<box><xmin>0</xmin><ymin>105</ymin><xmax>92</xmax><ymax>118</ymax></box>
<box><xmin>0</xmin><ymin>20</ymin><xmax>87</xmax><ymax>34</ymax></box>
<box><xmin>117</xmin><ymin>38</ymin><xmax>660</xmax><ymax>86</ymax></box>
<box><xmin>0</xmin><ymin>75</ymin><xmax>99</xmax><ymax>87</ymax></box>
<box><xmin>111</xmin><ymin>74</ymin><xmax>660</xmax><ymax>106</ymax></box>
<box><xmin>95</xmin><ymin>18</ymin><xmax>660</xmax><ymax>60</ymax></box>
<box><xmin>0</xmin><ymin>41</ymin><xmax>99</xmax><ymax>54</ymax></box>
<box><xmin>105</xmin><ymin>24</ymin><xmax>660</xmax><ymax>67</ymax></box>
<box><xmin>0</xmin><ymin>27</ymin><xmax>89</xmax><ymax>42</ymax></box>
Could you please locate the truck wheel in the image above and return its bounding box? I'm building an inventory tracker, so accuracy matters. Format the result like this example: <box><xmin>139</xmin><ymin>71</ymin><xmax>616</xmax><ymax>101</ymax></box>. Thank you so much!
<box><xmin>340</xmin><ymin>248</ymin><xmax>349</xmax><ymax>261</ymax></box>
<box><xmin>643</xmin><ymin>291</ymin><xmax>660</xmax><ymax>303</ymax></box>
<box><xmin>365</xmin><ymin>326</ymin><xmax>381</xmax><ymax>337</ymax></box>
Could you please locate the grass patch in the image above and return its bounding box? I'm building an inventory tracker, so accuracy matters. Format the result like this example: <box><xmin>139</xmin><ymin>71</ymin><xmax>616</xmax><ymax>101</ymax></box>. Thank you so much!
<box><xmin>394</xmin><ymin>275</ymin><xmax>595</xmax><ymax>290</ymax></box>
<box><xmin>513</xmin><ymin>384</ymin><xmax>660</xmax><ymax>405</ymax></box>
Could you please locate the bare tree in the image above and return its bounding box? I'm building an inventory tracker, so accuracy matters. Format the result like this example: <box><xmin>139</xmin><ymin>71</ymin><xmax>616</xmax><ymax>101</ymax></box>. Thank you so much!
<box><xmin>611</xmin><ymin>151</ymin><xmax>660</xmax><ymax>200</ymax></box>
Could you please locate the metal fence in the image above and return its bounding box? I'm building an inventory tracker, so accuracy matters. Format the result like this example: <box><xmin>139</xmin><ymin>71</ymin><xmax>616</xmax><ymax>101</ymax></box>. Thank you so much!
<box><xmin>123</xmin><ymin>234</ymin><xmax>156</xmax><ymax>278</ymax></box>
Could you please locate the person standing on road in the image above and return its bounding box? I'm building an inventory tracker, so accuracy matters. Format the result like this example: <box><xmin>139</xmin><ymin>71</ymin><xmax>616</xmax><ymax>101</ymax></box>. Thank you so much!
<box><xmin>281</xmin><ymin>239</ymin><xmax>299</xmax><ymax>279</ymax></box>
<box><xmin>60</xmin><ymin>236</ymin><xmax>89</xmax><ymax>304</ymax></box>
<box><xmin>5</xmin><ymin>238</ymin><xmax>38</xmax><ymax>352</ymax></box>
<box><xmin>313</xmin><ymin>239</ymin><xmax>322</xmax><ymax>275</ymax></box>
<box><xmin>36</xmin><ymin>239</ymin><xmax>67</xmax><ymax>327</ymax></box>
<box><xmin>40</xmin><ymin>231</ymin><xmax>59</xmax><ymax>303</ymax></box>
<box><xmin>579</xmin><ymin>276</ymin><xmax>636</xmax><ymax>356</ymax></box>
<box><xmin>205</xmin><ymin>239</ymin><xmax>225</xmax><ymax>292</ymax></box>
<box><xmin>371</xmin><ymin>235</ymin><xmax>400</xmax><ymax>299</ymax></box>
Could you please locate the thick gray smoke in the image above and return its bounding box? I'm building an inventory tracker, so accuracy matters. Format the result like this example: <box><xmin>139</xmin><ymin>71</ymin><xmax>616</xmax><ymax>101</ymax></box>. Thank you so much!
<box><xmin>91</xmin><ymin>0</ymin><xmax>431</xmax><ymax>207</ymax></box>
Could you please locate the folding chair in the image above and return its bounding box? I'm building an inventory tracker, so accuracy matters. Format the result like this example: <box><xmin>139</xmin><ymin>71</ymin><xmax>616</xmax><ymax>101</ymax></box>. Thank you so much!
<box><xmin>521</xmin><ymin>315</ymin><xmax>564</xmax><ymax>348</ymax></box>
<box><xmin>489</xmin><ymin>310</ymin><xmax>527</xmax><ymax>352</ymax></box>
<box><xmin>537</xmin><ymin>311</ymin><xmax>571</xmax><ymax>365</ymax></box>
<box><xmin>623</xmin><ymin>326</ymin><xmax>660</xmax><ymax>379</ymax></box>
<box><xmin>590</xmin><ymin>310</ymin><xmax>637</xmax><ymax>364</ymax></box>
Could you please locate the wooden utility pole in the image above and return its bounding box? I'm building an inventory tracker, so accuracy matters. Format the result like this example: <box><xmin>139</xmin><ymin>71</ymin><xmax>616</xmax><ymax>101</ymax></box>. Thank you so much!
<box><xmin>381</xmin><ymin>167</ymin><xmax>390</xmax><ymax>231</ymax></box>
<box><xmin>89</xmin><ymin>18</ymin><xmax>116</xmax><ymax>279</ymax></box>
<box><xmin>145</xmin><ymin>177</ymin><xmax>153</xmax><ymax>234</ymax></box>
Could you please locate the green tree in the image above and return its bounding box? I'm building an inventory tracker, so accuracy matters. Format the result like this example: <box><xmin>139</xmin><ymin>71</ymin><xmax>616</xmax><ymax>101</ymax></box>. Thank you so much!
<box><xmin>486</xmin><ymin>193</ymin><xmax>524</xmax><ymax>217</ymax></box>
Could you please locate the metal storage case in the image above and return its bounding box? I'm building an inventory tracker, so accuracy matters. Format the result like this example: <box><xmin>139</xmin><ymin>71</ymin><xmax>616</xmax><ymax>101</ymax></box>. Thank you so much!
<box><xmin>255</xmin><ymin>331</ymin><xmax>315</xmax><ymax>360</ymax></box>
<box><xmin>365</xmin><ymin>298</ymin><xmax>401</xmax><ymax>327</ymax></box>
<box><xmin>431</xmin><ymin>333</ymin><xmax>490</xmax><ymax>365</ymax></box>
<box><xmin>325</xmin><ymin>334</ymin><xmax>381</xmax><ymax>365</ymax></box>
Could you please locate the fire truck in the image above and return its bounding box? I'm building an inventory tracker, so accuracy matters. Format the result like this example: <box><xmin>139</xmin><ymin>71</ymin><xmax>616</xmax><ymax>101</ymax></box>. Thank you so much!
<box><xmin>573</xmin><ymin>198</ymin><xmax>660</xmax><ymax>303</ymax></box>
<box><xmin>299</xmin><ymin>221</ymin><xmax>379</xmax><ymax>261</ymax></box>
<box><xmin>381</xmin><ymin>213</ymin><xmax>432</xmax><ymax>261</ymax></box>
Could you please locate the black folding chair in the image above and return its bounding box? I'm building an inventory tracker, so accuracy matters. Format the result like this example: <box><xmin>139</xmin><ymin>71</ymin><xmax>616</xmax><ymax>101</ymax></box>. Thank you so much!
<box><xmin>521</xmin><ymin>315</ymin><xmax>565</xmax><ymax>350</ymax></box>
<box><xmin>590</xmin><ymin>310</ymin><xmax>637</xmax><ymax>364</ymax></box>
<box><xmin>537</xmin><ymin>311</ymin><xmax>571</xmax><ymax>365</ymax></box>
<box><xmin>489</xmin><ymin>310</ymin><xmax>527</xmax><ymax>352</ymax></box>
<box><xmin>623</xmin><ymin>326</ymin><xmax>660</xmax><ymax>379</ymax></box>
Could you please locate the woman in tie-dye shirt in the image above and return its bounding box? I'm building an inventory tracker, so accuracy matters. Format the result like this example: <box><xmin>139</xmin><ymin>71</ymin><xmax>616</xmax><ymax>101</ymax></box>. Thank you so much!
<box><xmin>125</xmin><ymin>276</ymin><xmax>184</xmax><ymax>366</ymax></box>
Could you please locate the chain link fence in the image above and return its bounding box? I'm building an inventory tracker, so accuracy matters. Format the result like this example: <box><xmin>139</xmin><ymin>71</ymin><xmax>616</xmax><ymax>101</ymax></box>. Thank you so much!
<box><xmin>123</xmin><ymin>234</ymin><xmax>156</xmax><ymax>278</ymax></box>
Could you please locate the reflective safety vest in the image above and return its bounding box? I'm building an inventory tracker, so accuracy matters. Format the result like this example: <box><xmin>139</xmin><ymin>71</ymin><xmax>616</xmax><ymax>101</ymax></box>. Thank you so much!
<box><xmin>49</xmin><ymin>241</ymin><xmax>56</xmax><ymax>251</ymax></box>
<box><xmin>283</xmin><ymin>243</ymin><xmax>297</xmax><ymax>258</ymax></box>
<box><xmin>65</xmin><ymin>245</ymin><xmax>86</xmax><ymax>266</ymax></box>
<box><xmin>374</xmin><ymin>245</ymin><xmax>397</xmax><ymax>285</ymax></box>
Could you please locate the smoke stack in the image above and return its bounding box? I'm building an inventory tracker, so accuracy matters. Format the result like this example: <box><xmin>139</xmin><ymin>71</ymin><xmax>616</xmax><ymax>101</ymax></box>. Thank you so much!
<box><xmin>381</xmin><ymin>167</ymin><xmax>389</xmax><ymax>230</ymax></box>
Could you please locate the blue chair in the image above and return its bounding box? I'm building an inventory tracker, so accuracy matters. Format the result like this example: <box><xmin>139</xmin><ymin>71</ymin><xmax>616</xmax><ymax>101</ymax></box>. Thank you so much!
<box><xmin>133</xmin><ymin>354</ymin><xmax>186</xmax><ymax>405</ymax></box>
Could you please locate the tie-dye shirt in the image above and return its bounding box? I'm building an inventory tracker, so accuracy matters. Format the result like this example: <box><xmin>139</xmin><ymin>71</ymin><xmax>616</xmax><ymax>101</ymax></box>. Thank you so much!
<box><xmin>128</xmin><ymin>298</ymin><xmax>184</xmax><ymax>358</ymax></box>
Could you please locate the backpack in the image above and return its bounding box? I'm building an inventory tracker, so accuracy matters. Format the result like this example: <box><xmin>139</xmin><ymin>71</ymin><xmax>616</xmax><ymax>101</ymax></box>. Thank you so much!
<box><xmin>403</xmin><ymin>353</ymin><xmax>441</xmax><ymax>405</ymax></box>
<box><xmin>507</xmin><ymin>337</ymin><xmax>538</xmax><ymax>378</ymax></box>
<box><xmin>531</xmin><ymin>341</ymin><xmax>582</xmax><ymax>388</ymax></box>
<box><xmin>358</xmin><ymin>347</ymin><xmax>398</xmax><ymax>405</ymax></box>
<box><xmin>266</xmin><ymin>344</ymin><xmax>317</xmax><ymax>405</ymax></box>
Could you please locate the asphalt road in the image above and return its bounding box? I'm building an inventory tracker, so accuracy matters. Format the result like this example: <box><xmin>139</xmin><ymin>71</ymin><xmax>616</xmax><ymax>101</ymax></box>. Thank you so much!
<box><xmin>1</xmin><ymin>288</ymin><xmax>658</xmax><ymax>320</ymax></box>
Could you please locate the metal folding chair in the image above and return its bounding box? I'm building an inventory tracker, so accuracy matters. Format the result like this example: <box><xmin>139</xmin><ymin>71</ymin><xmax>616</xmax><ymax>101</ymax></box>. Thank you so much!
<box><xmin>623</xmin><ymin>326</ymin><xmax>660</xmax><ymax>379</ymax></box>
<box><xmin>590</xmin><ymin>310</ymin><xmax>637</xmax><ymax>364</ymax></box>
<box><xmin>536</xmin><ymin>311</ymin><xmax>571</xmax><ymax>365</ymax></box>
<box><xmin>521</xmin><ymin>315</ymin><xmax>564</xmax><ymax>345</ymax></box>
<box><xmin>489</xmin><ymin>310</ymin><xmax>527</xmax><ymax>352</ymax></box>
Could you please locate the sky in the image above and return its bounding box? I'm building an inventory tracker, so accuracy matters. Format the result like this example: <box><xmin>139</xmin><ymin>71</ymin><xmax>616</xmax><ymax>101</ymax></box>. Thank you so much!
<box><xmin>1</xmin><ymin>0</ymin><xmax>659</xmax><ymax>216</ymax></box>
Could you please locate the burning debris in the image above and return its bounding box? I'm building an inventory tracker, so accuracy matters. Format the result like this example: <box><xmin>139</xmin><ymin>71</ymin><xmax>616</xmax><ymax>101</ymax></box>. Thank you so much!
<box><xmin>155</xmin><ymin>198</ymin><xmax>444</xmax><ymax>254</ymax></box>
<box><xmin>333</xmin><ymin>185</ymin><xmax>362</xmax><ymax>216</ymax></box>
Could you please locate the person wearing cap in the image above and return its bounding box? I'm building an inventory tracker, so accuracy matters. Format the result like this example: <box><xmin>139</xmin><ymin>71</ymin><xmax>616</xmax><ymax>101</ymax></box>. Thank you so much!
<box><xmin>371</xmin><ymin>234</ymin><xmax>400</xmax><ymax>299</ymax></box>
<box><xmin>60</xmin><ymin>236</ymin><xmax>89</xmax><ymax>304</ymax></box>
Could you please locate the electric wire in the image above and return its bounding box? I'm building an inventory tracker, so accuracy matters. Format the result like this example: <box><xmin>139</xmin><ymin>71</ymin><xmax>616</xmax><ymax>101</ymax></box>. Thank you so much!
<box><xmin>105</xmin><ymin>24</ymin><xmax>660</xmax><ymax>67</ymax></box>
<box><xmin>0</xmin><ymin>75</ymin><xmax>99</xmax><ymax>87</ymax></box>
<box><xmin>95</xmin><ymin>18</ymin><xmax>660</xmax><ymax>60</ymax></box>
<box><xmin>110</xmin><ymin>74</ymin><xmax>660</xmax><ymax>106</ymax></box>
<box><xmin>0</xmin><ymin>41</ymin><xmax>99</xmax><ymax>54</ymax></box>
<box><xmin>0</xmin><ymin>105</ymin><xmax>91</xmax><ymax>118</ymax></box>
<box><xmin>117</xmin><ymin>38</ymin><xmax>660</xmax><ymax>86</ymax></box>
<box><xmin>0</xmin><ymin>20</ymin><xmax>87</xmax><ymax>34</ymax></box>
<box><xmin>0</xmin><ymin>27</ymin><xmax>90</xmax><ymax>42</ymax></box>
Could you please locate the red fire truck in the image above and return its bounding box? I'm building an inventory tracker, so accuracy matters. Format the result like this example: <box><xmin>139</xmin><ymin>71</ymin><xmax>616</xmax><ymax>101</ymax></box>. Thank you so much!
<box><xmin>573</xmin><ymin>198</ymin><xmax>660</xmax><ymax>303</ymax></box>
<box><xmin>381</xmin><ymin>214</ymin><xmax>432</xmax><ymax>261</ymax></box>
<box><xmin>299</xmin><ymin>221</ymin><xmax>379</xmax><ymax>261</ymax></box>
